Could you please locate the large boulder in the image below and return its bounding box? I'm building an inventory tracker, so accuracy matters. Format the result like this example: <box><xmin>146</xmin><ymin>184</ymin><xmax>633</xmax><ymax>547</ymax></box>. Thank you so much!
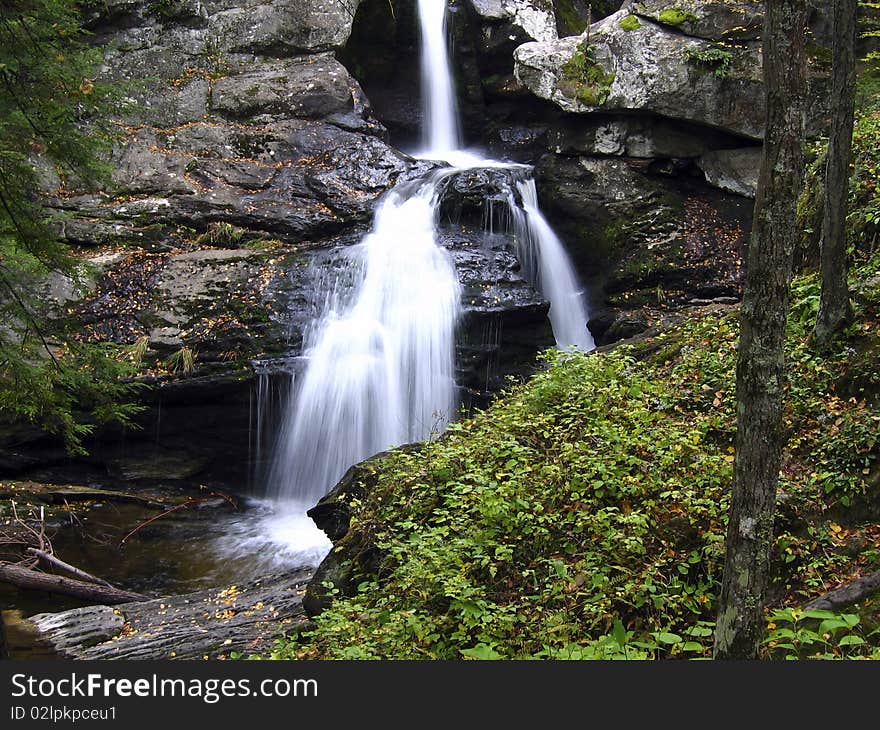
<box><xmin>210</xmin><ymin>56</ymin><xmax>354</xmax><ymax>120</ymax></box>
<box><xmin>515</xmin><ymin>10</ymin><xmax>766</xmax><ymax>138</ymax></box>
<box><xmin>697</xmin><ymin>147</ymin><xmax>762</xmax><ymax>198</ymax></box>
<box><xmin>632</xmin><ymin>0</ymin><xmax>836</xmax><ymax>48</ymax></box>
<box><xmin>206</xmin><ymin>0</ymin><xmax>362</xmax><ymax>55</ymax></box>
<box><xmin>631</xmin><ymin>0</ymin><xmax>764</xmax><ymax>40</ymax></box>
<box><xmin>515</xmin><ymin>8</ymin><xmax>830</xmax><ymax>140</ymax></box>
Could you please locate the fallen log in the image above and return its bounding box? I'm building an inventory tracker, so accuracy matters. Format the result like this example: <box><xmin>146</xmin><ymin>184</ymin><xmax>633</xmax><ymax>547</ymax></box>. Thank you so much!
<box><xmin>0</xmin><ymin>483</ymin><xmax>168</xmax><ymax>510</ymax></box>
<box><xmin>25</xmin><ymin>548</ymin><xmax>113</xmax><ymax>588</ymax></box>
<box><xmin>804</xmin><ymin>571</ymin><xmax>880</xmax><ymax>611</ymax></box>
<box><xmin>0</xmin><ymin>563</ymin><xmax>148</xmax><ymax>605</ymax></box>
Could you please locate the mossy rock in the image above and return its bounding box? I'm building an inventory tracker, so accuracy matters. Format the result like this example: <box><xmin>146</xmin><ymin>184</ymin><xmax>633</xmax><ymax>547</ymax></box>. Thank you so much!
<box><xmin>556</xmin><ymin>41</ymin><xmax>615</xmax><ymax>108</ymax></box>
<box><xmin>619</xmin><ymin>14</ymin><xmax>642</xmax><ymax>32</ymax></box>
<box><xmin>657</xmin><ymin>8</ymin><xmax>698</xmax><ymax>27</ymax></box>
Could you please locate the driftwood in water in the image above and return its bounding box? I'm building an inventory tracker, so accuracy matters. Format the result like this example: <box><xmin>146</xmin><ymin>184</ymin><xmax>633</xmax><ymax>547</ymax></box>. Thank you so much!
<box><xmin>25</xmin><ymin>548</ymin><xmax>114</xmax><ymax>588</ymax></box>
<box><xmin>0</xmin><ymin>563</ymin><xmax>148</xmax><ymax>604</ymax></box>
<box><xmin>23</xmin><ymin>570</ymin><xmax>313</xmax><ymax>660</ymax></box>
<box><xmin>0</xmin><ymin>483</ymin><xmax>167</xmax><ymax>510</ymax></box>
<box><xmin>804</xmin><ymin>571</ymin><xmax>880</xmax><ymax>612</ymax></box>
<box><xmin>36</xmin><ymin>486</ymin><xmax>167</xmax><ymax>510</ymax></box>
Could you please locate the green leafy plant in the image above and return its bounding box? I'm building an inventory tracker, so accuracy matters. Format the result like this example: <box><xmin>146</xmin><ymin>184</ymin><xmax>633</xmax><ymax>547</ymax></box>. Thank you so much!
<box><xmin>684</xmin><ymin>45</ymin><xmax>734</xmax><ymax>79</ymax></box>
<box><xmin>764</xmin><ymin>608</ymin><xmax>880</xmax><ymax>659</ymax></box>
<box><xmin>557</xmin><ymin>41</ymin><xmax>615</xmax><ymax>106</ymax></box>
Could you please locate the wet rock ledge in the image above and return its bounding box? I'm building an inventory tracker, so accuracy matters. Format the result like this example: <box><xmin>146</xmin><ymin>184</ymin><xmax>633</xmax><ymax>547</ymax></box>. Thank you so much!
<box><xmin>10</xmin><ymin>570</ymin><xmax>311</xmax><ymax>660</ymax></box>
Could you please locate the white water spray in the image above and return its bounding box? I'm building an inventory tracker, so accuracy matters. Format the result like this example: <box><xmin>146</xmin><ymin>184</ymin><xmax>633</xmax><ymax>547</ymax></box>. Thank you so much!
<box><xmin>512</xmin><ymin>179</ymin><xmax>595</xmax><ymax>350</ymax></box>
<box><xmin>267</xmin><ymin>181</ymin><xmax>460</xmax><ymax>505</ymax></box>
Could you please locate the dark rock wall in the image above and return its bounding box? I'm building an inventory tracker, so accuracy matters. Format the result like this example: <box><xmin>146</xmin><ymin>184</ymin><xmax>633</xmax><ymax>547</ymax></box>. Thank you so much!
<box><xmin>2</xmin><ymin>0</ymin><xmax>563</xmax><ymax>489</ymax></box>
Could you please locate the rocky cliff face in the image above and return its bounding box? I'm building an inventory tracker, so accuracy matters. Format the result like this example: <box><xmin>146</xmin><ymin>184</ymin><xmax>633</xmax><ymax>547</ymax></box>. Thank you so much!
<box><xmin>506</xmin><ymin>1</ymin><xmax>830</xmax><ymax>342</ymax></box>
<box><xmin>1</xmin><ymin>0</ymin><xmax>556</xmax><ymax>487</ymax></box>
<box><xmin>3</xmin><ymin>0</ymin><xmax>833</xmax><ymax>488</ymax></box>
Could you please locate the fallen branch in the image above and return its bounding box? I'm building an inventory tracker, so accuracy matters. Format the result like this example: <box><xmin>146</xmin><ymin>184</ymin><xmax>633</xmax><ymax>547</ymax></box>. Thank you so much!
<box><xmin>119</xmin><ymin>490</ymin><xmax>238</xmax><ymax>546</ymax></box>
<box><xmin>0</xmin><ymin>562</ymin><xmax>148</xmax><ymax>605</ymax></box>
<box><xmin>804</xmin><ymin>571</ymin><xmax>880</xmax><ymax>612</ymax></box>
<box><xmin>25</xmin><ymin>548</ymin><xmax>113</xmax><ymax>589</ymax></box>
<box><xmin>9</xmin><ymin>501</ymin><xmax>51</xmax><ymax>555</ymax></box>
<box><xmin>41</xmin><ymin>487</ymin><xmax>166</xmax><ymax>510</ymax></box>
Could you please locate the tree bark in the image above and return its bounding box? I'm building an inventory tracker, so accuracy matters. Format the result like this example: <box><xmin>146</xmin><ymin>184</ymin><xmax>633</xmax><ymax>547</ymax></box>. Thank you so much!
<box><xmin>26</xmin><ymin>548</ymin><xmax>114</xmax><ymax>588</ymax></box>
<box><xmin>813</xmin><ymin>0</ymin><xmax>858</xmax><ymax>346</ymax></box>
<box><xmin>0</xmin><ymin>563</ymin><xmax>148</xmax><ymax>605</ymax></box>
<box><xmin>713</xmin><ymin>0</ymin><xmax>808</xmax><ymax>660</ymax></box>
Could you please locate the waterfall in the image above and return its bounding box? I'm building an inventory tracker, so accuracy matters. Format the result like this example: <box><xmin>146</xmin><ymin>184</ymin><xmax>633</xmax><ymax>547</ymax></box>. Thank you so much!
<box><xmin>512</xmin><ymin>180</ymin><xmax>595</xmax><ymax>351</ymax></box>
<box><xmin>412</xmin><ymin>0</ymin><xmax>593</xmax><ymax>348</ymax></box>
<box><xmin>417</xmin><ymin>0</ymin><xmax>461</xmax><ymax>156</ymax></box>
<box><xmin>267</xmin><ymin>180</ymin><xmax>460</xmax><ymax>504</ymax></box>
<box><xmin>264</xmin><ymin>0</ymin><xmax>592</xmax><ymax>516</ymax></box>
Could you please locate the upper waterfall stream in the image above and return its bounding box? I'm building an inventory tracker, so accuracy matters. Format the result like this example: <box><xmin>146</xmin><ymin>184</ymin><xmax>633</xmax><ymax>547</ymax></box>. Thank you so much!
<box><xmin>262</xmin><ymin>0</ymin><xmax>594</xmax><ymax>560</ymax></box>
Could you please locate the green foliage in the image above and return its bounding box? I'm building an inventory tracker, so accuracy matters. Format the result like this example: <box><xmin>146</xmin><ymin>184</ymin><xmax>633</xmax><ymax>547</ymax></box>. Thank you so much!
<box><xmin>684</xmin><ymin>45</ymin><xmax>733</xmax><ymax>79</ymax></box>
<box><xmin>798</xmin><ymin>74</ymin><xmax>880</xmax><ymax>267</ymax></box>
<box><xmin>269</xmin><ymin>257</ymin><xmax>879</xmax><ymax>660</ymax></box>
<box><xmin>165</xmin><ymin>346</ymin><xmax>196</xmax><ymax>375</ymax></box>
<box><xmin>848</xmin><ymin>101</ymin><xmax>880</xmax><ymax>250</ymax></box>
<box><xmin>657</xmin><ymin>8</ymin><xmax>698</xmax><ymax>27</ymax></box>
<box><xmin>764</xmin><ymin>608</ymin><xmax>880</xmax><ymax>660</ymax></box>
<box><xmin>0</xmin><ymin>1</ymin><xmax>138</xmax><ymax>450</ymax></box>
<box><xmin>618</xmin><ymin>14</ymin><xmax>641</xmax><ymax>32</ymax></box>
<box><xmin>558</xmin><ymin>42</ymin><xmax>615</xmax><ymax>107</ymax></box>
<box><xmin>0</xmin><ymin>340</ymin><xmax>144</xmax><ymax>454</ymax></box>
<box><xmin>797</xmin><ymin>64</ymin><xmax>880</xmax><ymax>263</ymax></box>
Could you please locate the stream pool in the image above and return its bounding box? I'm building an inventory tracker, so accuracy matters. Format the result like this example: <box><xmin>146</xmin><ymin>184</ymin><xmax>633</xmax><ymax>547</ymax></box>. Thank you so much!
<box><xmin>0</xmin><ymin>492</ymin><xmax>330</xmax><ymax>618</ymax></box>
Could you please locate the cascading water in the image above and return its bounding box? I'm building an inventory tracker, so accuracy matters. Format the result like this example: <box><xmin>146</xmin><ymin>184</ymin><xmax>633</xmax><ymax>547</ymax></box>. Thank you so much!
<box><xmin>256</xmin><ymin>0</ymin><xmax>593</xmax><ymax>560</ymax></box>
<box><xmin>412</xmin><ymin>0</ymin><xmax>593</xmax><ymax>350</ymax></box>
<box><xmin>417</xmin><ymin>0</ymin><xmax>461</xmax><ymax>156</ymax></box>
<box><xmin>266</xmin><ymin>181</ymin><xmax>460</xmax><ymax>506</ymax></box>
<box><xmin>511</xmin><ymin>180</ymin><xmax>595</xmax><ymax>351</ymax></box>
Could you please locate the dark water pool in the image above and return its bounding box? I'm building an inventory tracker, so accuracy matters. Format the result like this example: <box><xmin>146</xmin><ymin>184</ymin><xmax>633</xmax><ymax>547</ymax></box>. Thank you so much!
<box><xmin>1</xmin><ymin>495</ymin><xmax>329</xmax><ymax>618</ymax></box>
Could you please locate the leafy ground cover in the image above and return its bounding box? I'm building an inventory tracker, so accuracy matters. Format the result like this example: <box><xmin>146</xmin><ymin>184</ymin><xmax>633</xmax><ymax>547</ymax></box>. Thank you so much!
<box><xmin>268</xmin><ymin>251</ymin><xmax>879</xmax><ymax>660</ymax></box>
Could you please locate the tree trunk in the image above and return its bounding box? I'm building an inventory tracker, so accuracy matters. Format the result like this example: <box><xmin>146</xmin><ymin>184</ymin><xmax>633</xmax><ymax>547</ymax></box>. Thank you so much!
<box><xmin>713</xmin><ymin>0</ymin><xmax>808</xmax><ymax>660</ymax></box>
<box><xmin>813</xmin><ymin>0</ymin><xmax>857</xmax><ymax>346</ymax></box>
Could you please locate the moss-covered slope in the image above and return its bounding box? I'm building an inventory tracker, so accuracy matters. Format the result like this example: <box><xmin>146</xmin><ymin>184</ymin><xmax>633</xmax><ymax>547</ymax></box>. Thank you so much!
<box><xmin>273</xmin><ymin>254</ymin><xmax>880</xmax><ymax>660</ymax></box>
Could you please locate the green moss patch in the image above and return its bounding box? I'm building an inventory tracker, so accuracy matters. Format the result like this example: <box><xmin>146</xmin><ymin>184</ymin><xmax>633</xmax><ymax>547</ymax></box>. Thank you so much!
<box><xmin>557</xmin><ymin>42</ymin><xmax>615</xmax><ymax>107</ymax></box>
<box><xmin>619</xmin><ymin>14</ymin><xmax>641</xmax><ymax>32</ymax></box>
<box><xmin>657</xmin><ymin>8</ymin><xmax>698</xmax><ymax>27</ymax></box>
